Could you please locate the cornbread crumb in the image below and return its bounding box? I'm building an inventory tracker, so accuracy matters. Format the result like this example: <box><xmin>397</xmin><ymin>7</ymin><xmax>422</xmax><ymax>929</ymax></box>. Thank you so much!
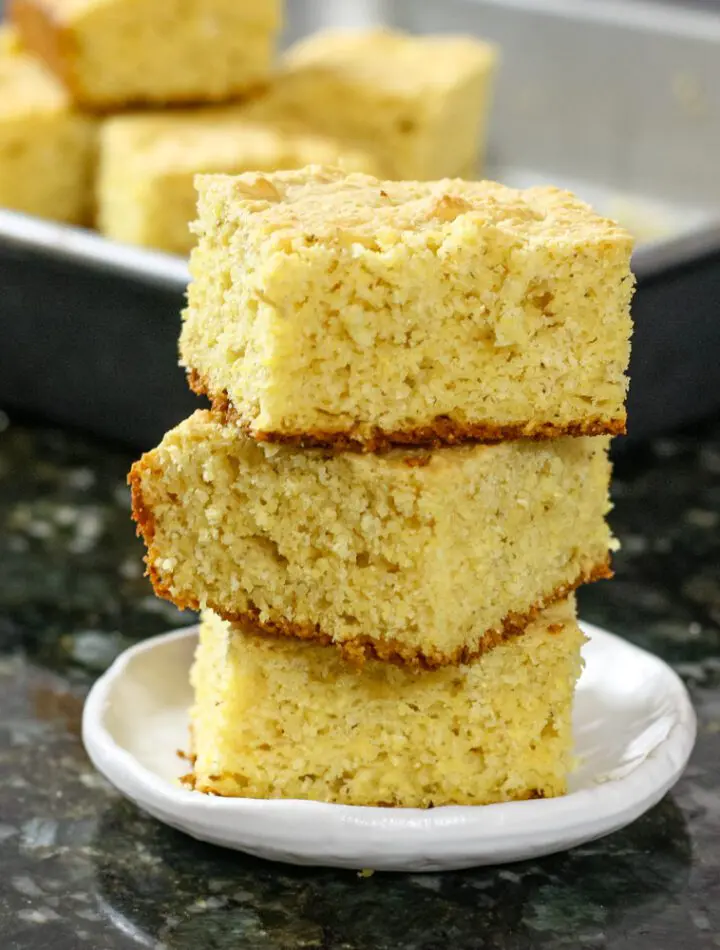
<box><xmin>249</xmin><ymin>28</ymin><xmax>498</xmax><ymax>179</ymax></box>
<box><xmin>130</xmin><ymin>410</ymin><xmax>613</xmax><ymax>667</ymax></box>
<box><xmin>180</xmin><ymin>167</ymin><xmax>634</xmax><ymax>447</ymax></box>
<box><xmin>0</xmin><ymin>24</ymin><xmax>94</xmax><ymax>223</ymax></box>
<box><xmin>98</xmin><ymin>110</ymin><xmax>380</xmax><ymax>255</ymax></box>
<box><xmin>10</xmin><ymin>0</ymin><xmax>281</xmax><ymax>108</ymax></box>
<box><xmin>190</xmin><ymin>600</ymin><xmax>585</xmax><ymax>806</ymax></box>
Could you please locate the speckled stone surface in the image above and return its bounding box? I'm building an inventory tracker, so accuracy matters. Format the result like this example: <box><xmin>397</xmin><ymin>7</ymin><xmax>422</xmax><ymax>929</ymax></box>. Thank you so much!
<box><xmin>1</xmin><ymin>410</ymin><xmax>719</xmax><ymax>950</ymax></box>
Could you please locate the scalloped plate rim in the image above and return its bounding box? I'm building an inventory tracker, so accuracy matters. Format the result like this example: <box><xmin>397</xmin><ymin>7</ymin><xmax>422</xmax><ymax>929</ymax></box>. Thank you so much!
<box><xmin>81</xmin><ymin>622</ymin><xmax>696</xmax><ymax>870</ymax></box>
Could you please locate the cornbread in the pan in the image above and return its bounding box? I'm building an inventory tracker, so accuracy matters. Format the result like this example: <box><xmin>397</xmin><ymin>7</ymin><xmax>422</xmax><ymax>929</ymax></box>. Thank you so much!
<box><xmin>181</xmin><ymin>168</ymin><xmax>634</xmax><ymax>449</ymax></box>
<box><xmin>9</xmin><ymin>0</ymin><xmax>281</xmax><ymax>108</ymax></box>
<box><xmin>248</xmin><ymin>28</ymin><xmax>497</xmax><ymax>179</ymax></box>
<box><xmin>189</xmin><ymin>600</ymin><xmax>585</xmax><ymax>806</ymax></box>
<box><xmin>98</xmin><ymin>110</ymin><xmax>380</xmax><ymax>255</ymax></box>
<box><xmin>129</xmin><ymin>410</ymin><xmax>613</xmax><ymax>667</ymax></box>
<box><xmin>0</xmin><ymin>25</ymin><xmax>94</xmax><ymax>223</ymax></box>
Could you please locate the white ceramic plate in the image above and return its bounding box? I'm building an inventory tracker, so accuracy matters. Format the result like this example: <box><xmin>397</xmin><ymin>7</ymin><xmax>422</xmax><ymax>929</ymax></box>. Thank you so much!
<box><xmin>82</xmin><ymin>622</ymin><xmax>696</xmax><ymax>872</ymax></box>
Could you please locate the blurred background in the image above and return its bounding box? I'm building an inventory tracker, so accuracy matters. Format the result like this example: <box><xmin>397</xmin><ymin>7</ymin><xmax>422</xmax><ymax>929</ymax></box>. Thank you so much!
<box><xmin>0</xmin><ymin>0</ymin><xmax>719</xmax><ymax>447</ymax></box>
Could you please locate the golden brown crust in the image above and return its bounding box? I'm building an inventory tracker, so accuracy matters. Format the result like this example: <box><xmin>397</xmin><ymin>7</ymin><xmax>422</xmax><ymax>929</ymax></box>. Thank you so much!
<box><xmin>128</xmin><ymin>466</ymin><xmax>610</xmax><ymax>669</ymax></box>
<box><xmin>128</xmin><ymin>461</ymin><xmax>156</xmax><ymax>543</ymax></box>
<box><xmin>9</xmin><ymin>0</ymin><xmax>80</xmax><ymax>97</ymax></box>
<box><xmin>403</xmin><ymin>454</ymin><xmax>432</xmax><ymax>468</ymax></box>
<box><xmin>187</xmin><ymin>771</ymin><xmax>551</xmax><ymax>805</ymax></box>
<box><xmin>187</xmin><ymin>371</ymin><xmax>627</xmax><ymax>452</ymax></box>
<box><xmin>203</xmin><ymin>560</ymin><xmax>611</xmax><ymax>670</ymax></box>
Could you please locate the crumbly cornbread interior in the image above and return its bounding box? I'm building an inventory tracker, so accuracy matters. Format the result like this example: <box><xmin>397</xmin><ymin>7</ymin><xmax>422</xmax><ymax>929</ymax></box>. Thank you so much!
<box><xmin>189</xmin><ymin>599</ymin><xmax>585</xmax><ymax>806</ymax></box>
<box><xmin>130</xmin><ymin>410</ymin><xmax>613</xmax><ymax>665</ymax></box>
<box><xmin>181</xmin><ymin>167</ymin><xmax>634</xmax><ymax>446</ymax></box>
<box><xmin>0</xmin><ymin>24</ymin><xmax>94</xmax><ymax>223</ymax></box>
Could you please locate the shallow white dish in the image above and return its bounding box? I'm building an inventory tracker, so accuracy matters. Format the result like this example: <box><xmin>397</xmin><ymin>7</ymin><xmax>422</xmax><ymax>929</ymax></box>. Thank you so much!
<box><xmin>82</xmin><ymin>622</ymin><xmax>696</xmax><ymax>872</ymax></box>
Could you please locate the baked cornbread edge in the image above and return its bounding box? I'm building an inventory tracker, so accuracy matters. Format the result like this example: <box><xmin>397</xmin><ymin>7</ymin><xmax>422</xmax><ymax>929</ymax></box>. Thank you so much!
<box><xmin>128</xmin><ymin>458</ymin><xmax>611</xmax><ymax>668</ymax></box>
<box><xmin>189</xmin><ymin>372</ymin><xmax>628</xmax><ymax>450</ymax></box>
<box><xmin>181</xmin><ymin>769</ymin><xmax>549</xmax><ymax>805</ymax></box>
<box><xmin>9</xmin><ymin>0</ymin><xmax>270</xmax><ymax>110</ymax></box>
<box><xmin>196</xmin><ymin>560</ymin><xmax>610</xmax><ymax>669</ymax></box>
<box><xmin>9</xmin><ymin>0</ymin><xmax>76</xmax><ymax>98</ymax></box>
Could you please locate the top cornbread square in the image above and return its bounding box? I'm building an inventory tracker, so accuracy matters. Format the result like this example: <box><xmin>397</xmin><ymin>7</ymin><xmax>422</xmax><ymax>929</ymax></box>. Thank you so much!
<box><xmin>181</xmin><ymin>166</ymin><xmax>635</xmax><ymax>450</ymax></box>
<box><xmin>248</xmin><ymin>28</ymin><xmax>498</xmax><ymax>179</ymax></box>
<box><xmin>10</xmin><ymin>0</ymin><xmax>281</xmax><ymax>108</ymax></box>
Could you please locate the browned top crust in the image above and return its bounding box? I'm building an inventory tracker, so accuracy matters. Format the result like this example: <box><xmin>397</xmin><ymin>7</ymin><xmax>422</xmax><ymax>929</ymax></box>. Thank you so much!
<box><xmin>129</xmin><ymin>457</ymin><xmax>611</xmax><ymax>669</ymax></box>
<box><xmin>187</xmin><ymin>370</ymin><xmax>627</xmax><ymax>453</ymax></box>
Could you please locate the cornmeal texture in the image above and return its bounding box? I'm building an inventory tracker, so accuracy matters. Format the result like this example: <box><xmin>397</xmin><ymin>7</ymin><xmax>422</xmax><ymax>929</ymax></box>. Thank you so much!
<box><xmin>190</xmin><ymin>600</ymin><xmax>585</xmax><ymax>806</ymax></box>
<box><xmin>98</xmin><ymin>111</ymin><xmax>380</xmax><ymax>255</ymax></box>
<box><xmin>10</xmin><ymin>0</ymin><xmax>281</xmax><ymax>108</ymax></box>
<box><xmin>130</xmin><ymin>410</ymin><xmax>613</xmax><ymax>667</ymax></box>
<box><xmin>0</xmin><ymin>25</ymin><xmax>94</xmax><ymax>223</ymax></box>
<box><xmin>250</xmin><ymin>28</ymin><xmax>497</xmax><ymax>180</ymax></box>
<box><xmin>181</xmin><ymin>167</ymin><xmax>634</xmax><ymax>450</ymax></box>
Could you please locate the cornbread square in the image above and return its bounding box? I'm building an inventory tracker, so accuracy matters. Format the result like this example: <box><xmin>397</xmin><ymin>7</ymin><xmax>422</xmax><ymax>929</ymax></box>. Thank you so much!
<box><xmin>181</xmin><ymin>168</ymin><xmax>635</xmax><ymax>449</ymax></box>
<box><xmin>190</xmin><ymin>600</ymin><xmax>585</xmax><ymax>806</ymax></box>
<box><xmin>130</xmin><ymin>410</ymin><xmax>613</xmax><ymax>667</ymax></box>
<box><xmin>98</xmin><ymin>111</ymin><xmax>380</xmax><ymax>256</ymax></box>
<box><xmin>10</xmin><ymin>0</ymin><xmax>280</xmax><ymax>108</ymax></box>
<box><xmin>252</xmin><ymin>28</ymin><xmax>497</xmax><ymax>180</ymax></box>
<box><xmin>0</xmin><ymin>25</ymin><xmax>94</xmax><ymax>223</ymax></box>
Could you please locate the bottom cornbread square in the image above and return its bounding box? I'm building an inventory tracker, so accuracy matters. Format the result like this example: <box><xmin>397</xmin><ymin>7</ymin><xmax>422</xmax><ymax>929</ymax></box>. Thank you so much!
<box><xmin>189</xmin><ymin>599</ymin><xmax>585</xmax><ymax>807</ymax></box>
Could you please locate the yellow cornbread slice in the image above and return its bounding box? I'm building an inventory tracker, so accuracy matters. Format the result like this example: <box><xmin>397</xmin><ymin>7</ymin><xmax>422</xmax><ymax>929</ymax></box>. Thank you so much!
<box><xmin>98</xmin><ymin>110</ymin><xmax>381</xmax><ymax>256</ymax></box>
<box><xmin>181</xmin><ymin>167</ymin><xmax>634</xmax><ymax>449</ymax></box>
<box><xmin>248</xmin><ymin>28</ymin><xmax>498</xmax><ymax>180</ymax></box>
<box><xmin>189</xmin><ymin>599</ymin><xmax>585</xmax><ymax>806</ymax></box>
<box><xmin>130</xmin><ymin>410</ymin><xmax>613</xmax><ymax>668</ymax></box>
<box><xmin>10</xmin><ymin>0</ymin><xmax>280</xmax><ymax>108</ymax></box>
<box><xmin>0</xmin><ymin>25</ymin><xmax>94</xmax><ymax>223</ymax></box>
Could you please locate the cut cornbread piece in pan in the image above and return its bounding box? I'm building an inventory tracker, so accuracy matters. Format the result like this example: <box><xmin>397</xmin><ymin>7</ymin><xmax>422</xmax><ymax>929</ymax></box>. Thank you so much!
<box><xmin>129</xmin><ymin>410</ymin><xmax>613</xmax><ymax>668</ymax></box>
<box><xmin>190</xmin><ymin>599</ymin><xmax>585</xmax><ymax>806</ymax></box>
<box><xmin>9</xmin><ymin>0</ymin><xmax>280</xmax><ymax>109</ymax></box>
<box><xmin>248</xmin><ymin>28</ymin><xmax>497</xmax><ymax>180</ymax></box>
<box><xmin>98</xmin><ymin>110</ymin><xmax>381</xmax><ymax>256</ymax></box>
<box><xmin>0</xmin><ymin>25</ymin><xmax>95</xmax><ymax>224</ymax></box>
<box><xmin>180</xmin><ymin>167</ymin><xmax>635</xmax><ymax>450</ymax></box>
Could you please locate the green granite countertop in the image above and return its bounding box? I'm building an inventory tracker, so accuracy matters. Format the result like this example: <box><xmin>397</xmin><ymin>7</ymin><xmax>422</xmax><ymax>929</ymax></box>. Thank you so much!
<box><xmin>1</xmin><ymin>411</ymin><xmax>719</xmax><ymax>949</ymax></box>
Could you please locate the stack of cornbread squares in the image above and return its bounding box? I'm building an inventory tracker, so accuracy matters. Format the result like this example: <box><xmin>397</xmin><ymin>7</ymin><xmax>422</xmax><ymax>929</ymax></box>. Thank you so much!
<box><xmin>130</xmin><ymin>165</ymin><xmax>634</xmax><ymax>808</ymax></box>
<box><xmin>2</xmin><ymin>0</ymin><xmax>497</xmax><ymax>255</ymax></box>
